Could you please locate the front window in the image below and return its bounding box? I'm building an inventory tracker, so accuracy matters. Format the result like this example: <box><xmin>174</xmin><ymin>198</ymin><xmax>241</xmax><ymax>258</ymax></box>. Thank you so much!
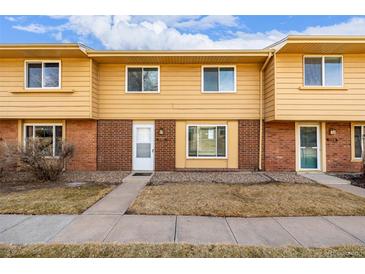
<box><xmin>304</xmin><ymin>56</ymin><xmax>343</xmax><ymax>87</ymax></box>
<box><xmin>187</xmin><ymin>125</ymin><xmax>226</xmax><ymax>158</ymax></box>
<box><xmin>24</xmin><ymin>125</ymin><xmax>63</xmax><ymax>157</ymax></box>
<box><xmin>126</xmin><ymin>67</ymin><xmax>159</xmax><ymax>92</ymax></box>
<box><xmin>202</xmin><ymin>66</ymin><xmax>235</xmax><ymax>92</ymax></box>
<box><xmin>26</xmin><ymin>61</ymin><xmax>60</xmax><ymax>89</ymax></box>
<box><xmin>354</xmin><ymin>125</ymin><xmax>365</xmax><ymax>159</ymax></box>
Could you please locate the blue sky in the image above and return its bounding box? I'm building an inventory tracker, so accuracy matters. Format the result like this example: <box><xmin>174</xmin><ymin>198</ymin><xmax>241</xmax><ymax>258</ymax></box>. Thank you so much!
<box><xmin>1</xmin><ymin>16</ymin><xmax>365</xmax><ymax>49</ymax></box>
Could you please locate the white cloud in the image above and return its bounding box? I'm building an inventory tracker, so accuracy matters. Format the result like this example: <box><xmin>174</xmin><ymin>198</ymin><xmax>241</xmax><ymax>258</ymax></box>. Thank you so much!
<box><xmin>13</xmin><ymin>23</ymin><xmax>49</xmax><ymax>33</ymax></box>
<box><xmin>173</xmin><ymin>15</ymin><xmax>240</xmax><ymax>30</ymax></box>
<box><xmin>299</xmin><ymin>17</ymin><xmax>365</xmax><ymax>35</ymax></box>
<box><xmin>130</xmin><ymin>15</ymin><xmax>239</xmax><ymax>31</ymax></box>
<box><xmin>10</xmin><ymin>16</ymin><xmax>365</xmax><ymax>50</ymax></box>
<box><xmin>5</xmin><ymin>16</ymin><xmax>17</xmax><ymax>22</ymax></box>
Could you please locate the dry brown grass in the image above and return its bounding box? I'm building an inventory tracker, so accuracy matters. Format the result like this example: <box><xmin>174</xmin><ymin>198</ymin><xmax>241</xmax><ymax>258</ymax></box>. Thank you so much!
<box><xmin>0</xmin><ymin>184</ymin><xmax>114</xmax><ymax>214</ymax></box>
<box><xmin>128</xmin><ymin>182</ymin><xmax>365</xmax><ymax>217</ymax></box>
<box><xmin>0</xmin><ymin>243</ymin><xmax>364</xmax><ymax>258</ymax></box>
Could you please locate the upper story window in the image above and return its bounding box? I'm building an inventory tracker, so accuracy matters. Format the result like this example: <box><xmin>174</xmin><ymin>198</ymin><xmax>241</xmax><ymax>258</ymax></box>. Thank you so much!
<box><xmin>25</xmin><ymin>61</ymin><xmax>61</xmax><ymax>89</ymax></box>
<box><xmin>202</xmin><ymin>66</ymin><xmax>236</xmax><ymax>93</ymax></box>
<box><xmin>304</xmin><ymin>56</ymin><xmax>343</xmax><ymax>87</ymax></box>
<box><xmin>126</xmin><ymin>66</ymin><xmax>159</xmax><ymax>93</ymax></box>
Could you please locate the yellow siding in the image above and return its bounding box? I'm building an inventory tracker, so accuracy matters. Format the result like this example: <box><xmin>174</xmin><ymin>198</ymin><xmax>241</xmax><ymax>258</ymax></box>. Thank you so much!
<box><xmin>98</xmin><ymin>64</ymin><xmax>260</xmax><ymax>120</ymax></box>
<box><xmin>0</xmin><ymin>58</ymin><xmax>91</xmax><ymax>119</ymax></box>
<box><xmin>175</xmin><ymin>120</ymin><xmax>238</xmax><ymax>169</ymax></box>
<box><xmin>263</xmin><ymin>56</ymin><xmax>275</xmax><ymax>121</ymax></box>
<box><xmin>91</xmin><ymin>60</ymin><xmax>99</xmax><ymax>118</ymax></box>
<box><xmin>275</xmin><ymin>53</ymin><xmax>365</xmax><ymax>120</ymax></box>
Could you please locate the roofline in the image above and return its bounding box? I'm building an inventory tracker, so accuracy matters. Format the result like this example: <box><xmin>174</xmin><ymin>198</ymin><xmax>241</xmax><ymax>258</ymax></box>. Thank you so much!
<box><xmin>0</xmin><ymin>43</ymin><xmax>83</xmax><ymax>49</ymax></box>
<box><xmin>1</xmin><ymin>35</ymin><xmax>365</xmax><ymax>56</ymax></box>
<box><xmin>86</xmin><ymin>49</ymin><xmax>273</xmax><ymax>56</ymax></box>
<box><xmin>265</xmin><ymin>35</ymin><xmax>365</xmax><ymax>52</ymax></box>
<box><xmin>286</xmin><ymin>35</ymin><xmax>365</xmax><ymax>41</ymax></box>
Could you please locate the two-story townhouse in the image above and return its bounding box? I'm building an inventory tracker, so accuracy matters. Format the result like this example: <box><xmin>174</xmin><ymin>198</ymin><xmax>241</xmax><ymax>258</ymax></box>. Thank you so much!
<box><xmin>265</xmin><ymin>36</ymin><xmax>365</xmax><ymax>173</ymax></box>
<box><xmin>0</xmin><ymin>36</ymin><xmax>365</xmax><ymax>173</ymax></box>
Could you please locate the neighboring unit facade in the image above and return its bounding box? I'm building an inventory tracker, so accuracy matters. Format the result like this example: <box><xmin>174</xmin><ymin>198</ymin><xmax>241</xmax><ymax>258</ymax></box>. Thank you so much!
<box><xmin>1</xmin><ymin>36</ymin><xmax>365</xmax><ymax>173</ymax></box>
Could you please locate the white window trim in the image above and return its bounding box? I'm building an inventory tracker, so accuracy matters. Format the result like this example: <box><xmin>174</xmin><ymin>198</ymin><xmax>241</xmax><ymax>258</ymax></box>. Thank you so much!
<box><xmin>23</xmin><ymin>123</ymin><xmax>63</xmax><ymax>158</ymax></box>
<box><xmin>353</xmin><ymin>124</ymin><xmax>365</xmax><ymax>160</ymax></box>
<box><xmin>186</xmin><ymin>124</ymin><xmax>228</xmax><ymax>159</ymax></box>
<box><xmin>125</xmin><ymin>65</ymin><xmax>160</xmax><ymax>93</ymax></box>
<box><xmin>296</xmin><ymin>124</ymin><xmax>321</xmax><ymax>171</ymax></box>
<box><xmin>303</xmin><ymin>55</ymin><xmax>343</xmax><ymax>88</ymax></box>
<box><xmin>201</xmin><ymin>65</ymin><xmax>237</xmax><ymax>93</ymax></box>
<box><xmin>24</xmin><ymin>60</ymin><xmax>62</xmax><ymax>90</ymax></box>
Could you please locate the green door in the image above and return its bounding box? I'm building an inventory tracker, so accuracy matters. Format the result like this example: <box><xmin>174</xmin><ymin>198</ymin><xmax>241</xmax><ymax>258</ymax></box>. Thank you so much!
<box><xmin>300</xmin><ymin>126</ymin><xmax>319</xmax><ymax>169</ymax></box>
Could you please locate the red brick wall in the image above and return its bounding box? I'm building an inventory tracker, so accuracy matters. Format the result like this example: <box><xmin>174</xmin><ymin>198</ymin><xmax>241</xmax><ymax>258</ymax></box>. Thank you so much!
<box><xmin>265</xmin><ymin>122</ymin><xmax>295</xmax><ymax>171</ymax></box>
<box><xmin>0</xmin><ymin>120</ymin><xmax>18</xmax><ymax>171</ymax></box>
<box><xmin>0</xmin><ymin>120</ymin><xmax>18</xmax><ymax>145</ymax></box>
<box><xmin>326</xmin><ymin>122</ymin><xmax>362</xmax><ymax>172</ymax></box>
<box><xmin>239</xmin><ymin>120</ymin><xmax>260</xmax><ymax>170</ymax></box>
<box><xmin>66</xmin><ymin>120</ymin><xmax>97</xmax><ymax>171</ymax></box>
<box><xmin>97</xmin><ymin>120</ymin><xmax>132</xmax><ymax>171</ymax></box>
<box><xmin>155</xmin><ymin>120</ymin><xmax>175</xmax><ymax>171</ymax></box>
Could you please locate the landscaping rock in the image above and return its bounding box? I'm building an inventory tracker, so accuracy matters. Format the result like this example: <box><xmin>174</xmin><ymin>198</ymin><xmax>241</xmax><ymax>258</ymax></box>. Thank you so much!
<box><xmin>61</xmin><ymin>171</ymin><xmax>130</xmax><ymax>184</ymax></box>
<box><xmin>150</xmin><ymin>172</ymin><xmax>271</xmax><ymax>185</ymax></box>
<box><xmin>150</xmin><ymin>172</ymin><xmax>314</xmax><ymax>185</ymax></box>
<box><xmin>264</xmin><ymin>172</ymin><xmax>316</xmax><ymax>184</ymax></box>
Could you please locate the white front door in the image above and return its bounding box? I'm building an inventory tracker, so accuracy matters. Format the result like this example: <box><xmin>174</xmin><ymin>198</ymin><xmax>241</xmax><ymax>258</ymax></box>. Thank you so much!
<box><xmin>133</xmin><ymin>124</ymin><xmax>154</xmax><ymax>171</ymax></box>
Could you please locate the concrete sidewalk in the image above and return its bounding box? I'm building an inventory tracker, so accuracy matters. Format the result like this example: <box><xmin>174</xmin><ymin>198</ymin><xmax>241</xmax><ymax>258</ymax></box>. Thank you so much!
<box><xmin>1</xmin><ymin>214</ymin><xmax>365</xmax><ymax>247</ymax></box>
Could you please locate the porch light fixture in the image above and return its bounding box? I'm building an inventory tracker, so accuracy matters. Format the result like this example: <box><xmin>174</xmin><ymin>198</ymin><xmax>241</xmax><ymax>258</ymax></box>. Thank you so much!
<box><xmin>329</xmin><ymin>128</ymin><xmax>336</xmax><ymax>135</ymax></box>
<box><xmin>159</xmin><ymin>128</ymin><xmax>164</xmax><ymax>135</ymax></box>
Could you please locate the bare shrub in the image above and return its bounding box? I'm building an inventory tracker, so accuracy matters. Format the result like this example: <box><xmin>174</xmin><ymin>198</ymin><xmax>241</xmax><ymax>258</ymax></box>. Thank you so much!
<box><xmin>19</xmin><ymin>138</ymin><xmax>74</xmax><ymax>181</ymax></box>
<box><xmin>0</xmin><ymin>138</ymin><xmax>19</xmax><ymax>177</ymax></box>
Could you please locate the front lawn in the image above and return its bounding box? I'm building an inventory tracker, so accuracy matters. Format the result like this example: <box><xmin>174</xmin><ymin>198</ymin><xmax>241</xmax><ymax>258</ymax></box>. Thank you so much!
<box><xmin>127</xmin><ymin>182</ymin><xmax>365</xmax><ymax>217</ymax></box>
<box><xmin>0</xmin><ymin>184</ymin><xmax>114</xmax><ymax>214</ymax></box>
<box><xmin>0</xmin><ymin>243</ymin><xmax>364</xmax><ymax>258</ymax></box>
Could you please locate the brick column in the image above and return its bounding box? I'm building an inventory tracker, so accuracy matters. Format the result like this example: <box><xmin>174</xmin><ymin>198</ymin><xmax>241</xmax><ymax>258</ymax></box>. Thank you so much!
<box><xmin>66</xmin><ymin>120</ymin><xmax>97</xmax><ymax>171</ymax></box>
<box><xmin>97</xmin><ymin>120</ymin><xmax>132</xmax><ymax>171</ymax></box>
<box><xmin>264</xmin><ymin>122</ymin><xmax>295</xmax><ymax>171</ymax></box>
<box><xmin>238</xmin><ymin>120</ymin><xmax>260</xmax><ymax>170</ymax></box>
<box><xmin>0</xmin><ymin>120</ymin><xmax>18</xmax><ymax>145</ymax></box>
<box><xmin>326</xmin><ymin>122</ymin><xmax>362</xmax><ymax>172</ymax></box>
<box><xmin>155</xmin><ymin>120</ymin><xmax>175</xmax><ymax>171</ymax></box>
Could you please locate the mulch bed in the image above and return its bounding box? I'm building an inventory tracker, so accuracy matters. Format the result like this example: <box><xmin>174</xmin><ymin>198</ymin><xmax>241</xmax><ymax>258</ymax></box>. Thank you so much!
<box><xmin>334</xmin><ymin>173</ymin><xmax>365</xmax><ymax>189</ymax></box>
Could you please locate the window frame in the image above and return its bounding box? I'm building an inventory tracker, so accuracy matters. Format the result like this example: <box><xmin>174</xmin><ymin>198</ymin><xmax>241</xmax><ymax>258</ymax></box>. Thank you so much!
<box><xmin>23</xmin><ymin>123</ymin><xmax>63</xmax><ymax>158</ymax></box>
<box><xmin>24</xmin><ymin>60</ymin><xmax>62</xmax><ymax>90</ymax></box>
<box><xmin>125</xmin><ymin>65</ymin><xmax>160</xmax><ymax>93</ymax></box>
<box><xmin>303</xmin><ymin>55</ymin><xmax>344</xmax><ymax>88</ymax></box>
<box><xmin>201</xmin><ymin>65</ymin><xmax>237</xmax><ymax>93</ymax></box>
<box><xmin>352</xmin><ymin>123</ymin><xmax>365</xmax><ymax>161</ymax></box>
<box><xmin>186</xmin><ymin>124</ymin><xmax>228</xmax><ymax>159</ymax></box>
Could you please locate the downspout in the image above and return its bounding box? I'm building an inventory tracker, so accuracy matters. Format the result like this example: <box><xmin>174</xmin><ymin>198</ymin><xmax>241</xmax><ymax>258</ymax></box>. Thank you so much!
<box><xmin>258</xmin><ymin>51</ymin><xmax>273</xmax><ymax>171</ymax></box>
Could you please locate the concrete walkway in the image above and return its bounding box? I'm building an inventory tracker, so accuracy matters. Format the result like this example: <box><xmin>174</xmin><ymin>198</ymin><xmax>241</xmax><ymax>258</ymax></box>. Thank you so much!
<box><xmin>301</xmin><ymin>173</ymin><xmax>365</xmax><ymax>198</ymax></box>
<box><xmin>1</xmin><ymin>214</ymin><xmax>365</xmax><ymax>247</ymax></box>
<box><xmin>83</xmin><ymin>172</ymin><xmax>151</xmax><ymax>215</ymax></box>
